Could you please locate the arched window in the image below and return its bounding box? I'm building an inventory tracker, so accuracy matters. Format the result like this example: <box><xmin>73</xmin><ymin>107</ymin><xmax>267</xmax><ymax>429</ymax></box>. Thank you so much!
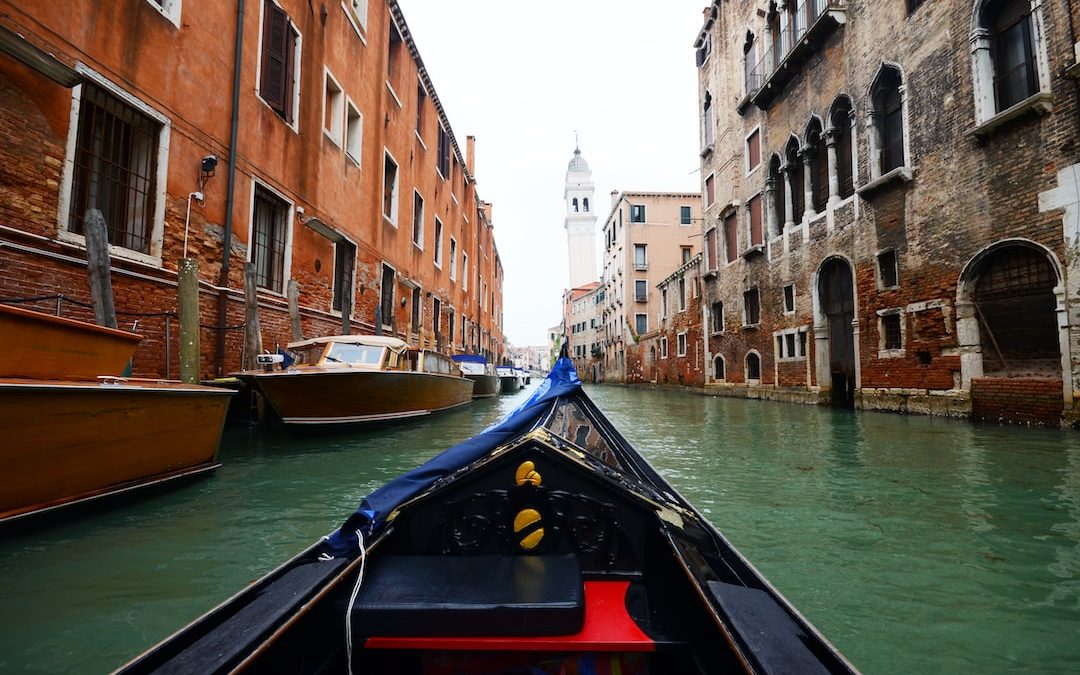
<box><xmin>572</xmin><ymin>198</ymin><xmax>579</xmax><ymax>212</ymax></box>
<box><xmin>785</xmin><ymin>138</ymin><xmax>804</xmax><ymax>223</ymax></box>
<box><xmin>745</xmin><ymin>352</ymin><xmax>761</xmax><ymax>382</ymax></box>
<box><xmin>768</xmin><ymin>155</ymin><xmax>785</xmax><ymax>236</ymax></box>
<box><xmin>714</xmin><ymin>355</ymin><xmax>725</xmax><ymax>380</ymax></box>
<box><xmin>806</xmin><ymin>118</ymin><xmax>828</xmax><ymax>213</ymax></box>
<box><xmin>830</xmin><ymin>97</ymin><xmax>855</xmax><ymax>198</ymax></box>
<box><xmin>872</xmin><ymin>66</ymin><xmax>905</xmax><ymax>175</ymax></box>
<box><xmin>984</xmin><ymin>1</ymin><xmax>1038</xmax><ymax>111</ymax></box>
<box><xmin>583</xmin><ymin>197</ymin><xmax>589</xmax><ymax>212</ymax></box>
<box><xmin>703</xmin><ymin>92</ymin><xmax>714</xmax><ymax>147</ymax></box>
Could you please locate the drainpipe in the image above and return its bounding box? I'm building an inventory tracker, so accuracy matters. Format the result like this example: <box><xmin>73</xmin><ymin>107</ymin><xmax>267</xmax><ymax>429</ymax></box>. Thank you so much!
<box><xmin>217</xmin><ymin>0</ymin><xmax>246</xmax><ymax>376</ymax></box>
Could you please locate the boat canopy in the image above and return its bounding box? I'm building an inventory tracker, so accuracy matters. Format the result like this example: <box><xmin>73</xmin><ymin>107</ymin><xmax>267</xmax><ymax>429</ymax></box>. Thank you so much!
<box><xmin>324</xmin><ymin>357</ymin><xmax>581</xmax><ymax>557</ymax></box>
<box><xmin>451</xmin><ymin>354</ymin><xmax>488</xmax><ymax>365</ymax></box>
<box><xmin>286</xmin><ymin>335</ymin><xmax>409</xmax><ymax>354</ymax></box>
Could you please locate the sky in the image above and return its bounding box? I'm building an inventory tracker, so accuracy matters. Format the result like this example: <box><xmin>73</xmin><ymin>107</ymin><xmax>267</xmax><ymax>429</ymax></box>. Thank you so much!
<box><xmin>399</xmin><ymin>0</ymin><xmax>706</xmax><ymax>348</ymax></box>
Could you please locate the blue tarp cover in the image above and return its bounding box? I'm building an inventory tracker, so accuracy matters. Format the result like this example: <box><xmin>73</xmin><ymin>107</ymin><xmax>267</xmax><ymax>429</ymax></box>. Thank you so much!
<box><xmin>450</xmin><ymin>354</ymin><xmax>488</xmax><ymax>365</ymax></box>
<box><xmin>324</xmin><ymin>357</ymin><xmax>580</xmax><ymax>557</ymax></box>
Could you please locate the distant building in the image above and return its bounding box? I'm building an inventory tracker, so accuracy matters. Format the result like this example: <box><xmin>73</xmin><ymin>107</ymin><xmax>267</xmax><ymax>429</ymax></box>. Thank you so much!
<box><xmin>563</xmin><ymin>282</ymin><xmax>602</xmax><ymax>381</ymax></box>
<box><xmin>564</xmin><ymin>145</ymin><xmax>598</xmax><ymax>288</ymax></box>
<box><xmin>598</xmin><ymin>191</ymin><xmax>701</xmax><ymax>383</ymax></box>
<box><xmin>693</xmin><ymin>0</ymin><xmax>1080</xmax><ymax>424</ymax></box>
<box><xmin>642</xmin><ymin>254</ymin><xmax>704</xmax><ymax>387</ymax></box>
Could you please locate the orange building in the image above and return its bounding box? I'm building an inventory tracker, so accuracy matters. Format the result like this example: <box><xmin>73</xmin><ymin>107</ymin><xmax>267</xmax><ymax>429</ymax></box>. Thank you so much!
<box><xmin>0</xmin><ymin>0</ymin><xmax>505</xmax><ymax>378</ymax></box>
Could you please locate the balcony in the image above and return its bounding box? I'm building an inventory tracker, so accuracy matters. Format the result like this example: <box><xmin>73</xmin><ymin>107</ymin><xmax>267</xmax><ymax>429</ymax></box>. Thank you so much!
<box><xmin>748</xmin><ymin>0</ymin><xmax>846</xmax><ymax>111</ymax></box>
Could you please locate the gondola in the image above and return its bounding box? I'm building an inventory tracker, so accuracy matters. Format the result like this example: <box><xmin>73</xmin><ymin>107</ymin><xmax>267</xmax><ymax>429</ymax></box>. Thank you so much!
<box><xmin>118</xmin><ymin>356</ymin><xmax>858</xmax><ymax>674</ymax></box>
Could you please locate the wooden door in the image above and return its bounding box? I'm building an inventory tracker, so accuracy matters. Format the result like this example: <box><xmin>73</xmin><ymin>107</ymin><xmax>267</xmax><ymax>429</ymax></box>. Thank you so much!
<box><xmin>819</xmin><ymin>259</ymin><xmax>856</xmax><ymax>407</ymax></box>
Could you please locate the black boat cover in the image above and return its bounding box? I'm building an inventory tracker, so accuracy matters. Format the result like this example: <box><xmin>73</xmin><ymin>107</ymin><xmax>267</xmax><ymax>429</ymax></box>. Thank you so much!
<box><xmin>323</xmin><ymin>358</ymin><xmax>581</xmax><ymax>557</ymax></box>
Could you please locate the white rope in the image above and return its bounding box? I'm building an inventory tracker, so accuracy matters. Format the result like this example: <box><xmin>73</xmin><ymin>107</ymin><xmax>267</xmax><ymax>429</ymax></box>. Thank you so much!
<box><xmin>344</xmin><ymin>529</ymin><xmax>367</xmax><ymax>675</ymax></box>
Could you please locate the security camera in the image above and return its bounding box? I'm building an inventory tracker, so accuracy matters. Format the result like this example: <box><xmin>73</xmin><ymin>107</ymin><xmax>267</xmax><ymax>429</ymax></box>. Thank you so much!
<box><xmin>201</xmin><ymin>155</ymin><xmax>219</xmax><ymax>172</ymax></box>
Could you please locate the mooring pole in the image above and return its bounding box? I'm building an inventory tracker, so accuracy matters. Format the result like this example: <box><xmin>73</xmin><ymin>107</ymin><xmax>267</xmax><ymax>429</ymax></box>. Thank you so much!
<box><xmin>178</xmin><ymin>257</ymin><xmax>201</xmax><ymax>385</ymax></box>
<box><xmin>243</xmin><ymin>262</ymin><xmax>263</xmax><ymax>370</ymax></box>
<box><xmin>287</xmin><ymin>278</ymin><xmax>303</xmax><ymax>342</ymax></box>
<box><xmin>83</xmin><ymin>209</ymin><xmax>117</xmax><ymax>329</ymax></box>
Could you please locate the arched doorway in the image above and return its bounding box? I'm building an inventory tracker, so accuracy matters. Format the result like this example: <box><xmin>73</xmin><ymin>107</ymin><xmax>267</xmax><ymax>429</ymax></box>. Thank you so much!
<box><xmin>818</xmin><ymin>258</ymin><xmax>856</xmax><ymax>407</ymax></box>
<box><xmin>969</xmin><ymin>244</ymin><xmax>1060</xmax><ymax>376</ymax></box>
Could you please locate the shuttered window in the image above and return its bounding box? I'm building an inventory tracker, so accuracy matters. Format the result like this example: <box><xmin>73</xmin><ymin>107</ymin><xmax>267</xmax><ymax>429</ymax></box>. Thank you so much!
<box><xmin>260</xmin><ymin>0</ymin><xmax>297</xmax><ymax>123</ymax></box>
<box><xmin>437</xmin><ymin>125</ymin><xmax>451</xmax><ymax>178</ymax></box>
<box><xmin>724</xmin><ymin>212</ymin><xmax>738</xmax><ymax>263</ymax></box>
<box><xmin>832</xmin><ymin>103</ymin><xmax>854</xmax><ymax>198</ymax></box>
<box><xmin>748</xmin><ymin>195</ymin><xmax>763</xmax><ymax>247</ymax></box>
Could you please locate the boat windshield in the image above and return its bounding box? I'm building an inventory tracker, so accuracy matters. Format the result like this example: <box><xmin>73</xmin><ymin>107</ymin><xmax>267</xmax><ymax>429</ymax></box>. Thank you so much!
<box><xmin>457</xmin><ymin>361</ymin><xmax>485</xmax><ymax>375</ymax></box>
<box><xmin>325</xmin><ymin>343</ymin><xmax>384</xmax><ymax>366</ymax></box>
<box><xmin>542</xmin><ymin>398</ymin><xmax>624</xmax><ymax>471</ymax></box>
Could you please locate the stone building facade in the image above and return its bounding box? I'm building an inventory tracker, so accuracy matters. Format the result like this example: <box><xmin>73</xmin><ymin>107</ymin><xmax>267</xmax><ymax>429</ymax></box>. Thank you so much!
<box><xmin>641</xmin><ymin>253</ymin><xmax>706</xmax><ymax>387</ymax></box>
<box><xmin>563</xmin><ymin>282</ymin><xmax>602</xmax><ymax>381</ymax></box>
<box><xmin>694</xmin><ymin>0</ymin><xmax>1080</xmax><ymax>424</ymax></box>
<box><xmin>0</xmin><ymin>0</ymin><xmax>505</xmax><ymax>379</ymax></box>
<box><xmin>598</xmin><ymin>191</ymin><xmax>701</xmax><ymax>383</ymax></box>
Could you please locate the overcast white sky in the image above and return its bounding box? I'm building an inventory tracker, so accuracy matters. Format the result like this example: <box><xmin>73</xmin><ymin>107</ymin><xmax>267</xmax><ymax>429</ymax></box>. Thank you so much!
<box><xmin>399</xmin><ymin>0</ymin><xmax>705</xmax><ymax>348</ymax></box>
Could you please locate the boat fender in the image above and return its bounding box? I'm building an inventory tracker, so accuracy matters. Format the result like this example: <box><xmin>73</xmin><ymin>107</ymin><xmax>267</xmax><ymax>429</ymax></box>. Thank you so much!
<box><xmin>513</xmin><ymin>508</ymin><xmax>544</xmax><ymax>550</ymax></box>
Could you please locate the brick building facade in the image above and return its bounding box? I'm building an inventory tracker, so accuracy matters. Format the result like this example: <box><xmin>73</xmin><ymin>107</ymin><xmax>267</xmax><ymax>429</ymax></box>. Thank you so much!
<box><xmin>641</xmin><ymin>253</ymin><xmax>706</xmax><ymax>387</ymax></box>
<box><xmin>0</xmin><ymin>0</ymin><xmax>505</xmax><ymax>379</ymax></box>
<box><xmin>694</xmin><ymin>0</ymin><xmax>1080</xmax><ymax>424</ymax></box>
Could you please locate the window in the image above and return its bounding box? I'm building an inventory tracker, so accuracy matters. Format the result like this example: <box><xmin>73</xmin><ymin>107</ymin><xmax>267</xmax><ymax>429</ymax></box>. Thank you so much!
<box><xmin>437</xmin><ymin>124</ymin><xmax>451</xmax><ymax>178</ymax></box>
<box><xmin>681</xmin><ymin>206</ymin><xmax>692</xmax><ymax>225</ymax></box>
<box><xmin>906</xmin><ymin>0</ymin><xmax>927</xmax><ymax>13</ymax></box>
<box><xmin>462</xmin><ymin>254</ymin><xmax>469</xmax><ymax>291</ymax></box>
<box><xmin>705</xmin><ymin>175</ymin><xmax>715</xmax><ymax>207</ymax></box>
<box><xmin>630</xmin><ymin>204</ymin><xmax>646</xmax><ymax>223</ymax></box>
<box><xmin>448</xmin><ymin>311</ymin><xmax>455</xmax><ymax>347</ymax></box>
<box><xmin>746</xmin><ymin>352</ymin><xmax>761</xmax><ymax>381</ymax></box>
<box><xmin>635</xmin><ymin>314</ymin><xmax>648</xmax><ymax>335</ymax></box>
<box><xmin>678</xmin><ymin>277</ymin><xmax>687</xmax><ymax>311</ymax></box>
<box><xmin>882</xmin><ymin>313</ymin><xmax>903</xmax><ymax>350</ymax></box>
<box><xmin>769</xmin><ymin>156</ymin><xmax>786</xmax><ymax>233</ymax></box>
<box><xmin>681</xmin><ymin>246</ymin><xmax>692</xmax><ymax>265</ymax></box>
<box><xmin>807</xmin><ymin>118</ymin><xmax>828</xmax><ymax>212</ymax></box>
<box><xmin>989</xmin><ymin>1</ymin><xmax>1038</xmax><ymax>111</ymax></box>
<box><xmin>387</xmin><ymin>21</ymin><xmax>403</xmax><ymax>89</ymax></box>
<box><xmin>323</xmin><ymin>70</ymin><xmax>343</xmax><ymax>145</ymax></box>
<box><xmin>748</xmin><ymin>195</ymin><xmax>763</xmax><ymax>247</ymax></box>
<box><xmin>332</xmin><ymin>239</ymin><xmax>356</xmax><ymax>313</ymax></box>
<box><xmin>724</xmin><ymin>212</ymin><xmax>738</xmax><ymax>263</ymax></box>
<box><xmin>878</xmin><ymin>249</ymin><xmax>899</xmax><ymax>288</ymax></box>
<box><xmin>872</xmin><ymin>66</ymin><xmax>905</xmax><ymax>174</ymax></box>
<box><xmin>714</xmin><ymin>355</ymin><xmax>725</xmax><ymax>380</ymax></box>
<box><xmin>785</xmin><ymin>138</ymin><xmax>804</xmax><ymax>222</ymax></box>
<box><xmin>661</xmin><ymin>288</ymin><xmax>668</xmax><ymax>317</ymax></box>
<box><xmin>412</xmin><ymin>191</ymin><xmax>424</xmax><ymax>248</ymax></box>
<box><xmin>250</xmin><ymin>183</ymin><xmax>290</xmax><ymax>292</ymax></box>
<box><xmin>383</xmin><ymin>151</ymin><xmax>399</xmax><ymax>224</ymax></box>
<box><xmin>345</xmin><ymin>99</ymin><xmax>362</xmax><ymax>164</ymax></box>
<box><xmin>661</xmin><ymin>336</ymin><xmax>668</xmax><ymax>358</ymax></box>
<box><xmin>432</xmin><ymin>297</ymin><xmax>441</xmax><ymax>335</ymax></box>
<box><xmin>449</xmin><ymin>238</ymin><xmax>457</xmax><ymax>280</ymax></box>
<box><xmin>705</xmin><ymin>228</ymin><xmax>718</xmax><ymax>271</ymax></box>
<box><xmin>583</xmin><ymin>198</ymin><xmax>590</xmax><ymax>212</ymax></box>
<box><xmin>743</xmin><ymin>288</ymin><xmax>760</xmax><ymax>325</ymax></box>
<box><xmin>677</xmin><ymin>332</ymin><xmax>687</xmax><ymax>357</ymax></box>
<box><xmin>783</xmin><ymin>284</ymin><xmax>795</xmax><ymax>313</ymax></box>
<box><xmin>416</xmin><ymin>83</ymin><xmax>426</xmax><ymax>136</ymax></box>
<box><xmin>146</xmin><ymin>0</ymin><xmax>182</xmax><ymax>26</ymax></box>
<box><xmin>572</xmin><ymin>197</ymin><xmax>579</xmax><ymax>212</ymax></box>
<box><xmin>67</xmin><ymin>81</ymin><xmax>163</xmax><ymax>256</ymax></box>
<box><xmin>711</xmin><ymin>301</ymin><xmax>724</xmax><ymax>333</ymax></box>
<box><xmin>634</xmin><ymin>244</ymin><xmax>647</xmax><ymax>270</ymax></box>
<box><xmin>379</xmin><ymin>264</ymin><xmax>395</xmax><ymax>328</ymax></box>
<box><xmin>746</xmin><ymin>128</ymin><xmax>761</xmax><ymax>172</ymax></box>
<box><xmin>703</xmin><ymin>92</ymin><xmax>714</xmax><ymax>147</ymax></box>
<box><xmin>344</xmin><ymin>0</ymin><xmax>368</xmax><ymax>34</ymax></box>
<box><xmin>696</xmin><ymin>34</ymin><xmax>712</xmax><ymax>67</ymax></box>
<box><xmin>434</xmin><ymin>217</ymin><xmax>443</xmax><ymax>267</ymax></box>
<box><xmin>635</xmin><ymin>279</ymin><xmax>647</xmax><ymax>302</ymax></box>
<box><xmin>776</xmin><ymin>328</ymin><xmax>807</xmax><ymax>359</ymax></box>
<box><xmin>259</xmin><ymin>0</ymin><xmax>299</xmax><ymax>125</ymax></box>
<box><xmin>831</xmin><ymin>98</ymin><xmax>855</xmax><ymax>198</ymax></box>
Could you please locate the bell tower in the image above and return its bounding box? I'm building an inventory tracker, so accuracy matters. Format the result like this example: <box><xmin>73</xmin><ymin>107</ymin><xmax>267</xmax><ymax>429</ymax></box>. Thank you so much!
<box><xmin>564</xmin><ymin>140</ymin><xmax>597</xmax><ymax>288</ymax></box>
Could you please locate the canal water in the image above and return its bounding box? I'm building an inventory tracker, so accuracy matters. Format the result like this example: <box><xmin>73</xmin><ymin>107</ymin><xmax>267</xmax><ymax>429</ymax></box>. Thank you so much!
<box><xmin>1</xmin><ymin>383</ymin><xmax>1079</xmax><ymax>673</ymax></box>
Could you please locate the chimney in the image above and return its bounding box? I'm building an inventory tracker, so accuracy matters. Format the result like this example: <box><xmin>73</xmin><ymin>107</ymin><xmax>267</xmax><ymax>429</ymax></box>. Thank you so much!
<box><xmin>702</xmin><ymin>5</ymin><xmax>711</xmax><ymax>21</ymax></box>
<box><xmin>610</xmin><ymin>190</ymin><xmax>620</xmax><ymax>209</ymax></box>
<box><xmin>466</xmin><ymin>135</ymin><xmax>476</xmax><ymax>176</ymax></box>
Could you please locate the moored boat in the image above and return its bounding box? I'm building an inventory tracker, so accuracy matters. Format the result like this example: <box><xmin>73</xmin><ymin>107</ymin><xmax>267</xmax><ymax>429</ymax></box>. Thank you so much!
<box><xmin>0</xmin><ymin>304</ymin><xmax>231</xmax><ymax>524</ymax></box>
<box><xmin>236</xmin><ymin>335</ymin><xmax>474</xmax><ymax>426</ymax></box>
<box><xmin>451</xmin><ymin>354</ymin><xmax>501</xmax><ymax>398</ymax></box>
<box><xmin>496</xmin><ymin>364</ymin><xmax>522</xmax><ymax>393</ymax></box>
<box><xmin>118</xmin><ymin>357</ymin><xmax>858</xmax><ymax>675</ymax></box>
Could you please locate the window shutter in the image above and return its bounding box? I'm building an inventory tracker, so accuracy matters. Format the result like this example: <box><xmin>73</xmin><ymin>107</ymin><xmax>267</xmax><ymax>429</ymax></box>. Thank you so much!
<box><xmin>261</xmin><ymin>1</ymin><xmax>289</xmax><ymax>118</ymax></box>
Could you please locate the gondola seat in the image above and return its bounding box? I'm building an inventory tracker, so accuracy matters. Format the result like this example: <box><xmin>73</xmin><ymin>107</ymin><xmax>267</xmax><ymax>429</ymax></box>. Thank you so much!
<box><xmin>351</xmin><ymin>554</ymin><xmax>585</xmax><ymax>638</ymax></box>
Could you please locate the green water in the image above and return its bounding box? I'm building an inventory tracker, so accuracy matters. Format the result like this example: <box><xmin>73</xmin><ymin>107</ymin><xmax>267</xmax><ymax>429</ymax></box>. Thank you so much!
<box><xmin>1</xmin><ymin>385</ymin><xmax>1079</xmax><ymax>673</ymax></box>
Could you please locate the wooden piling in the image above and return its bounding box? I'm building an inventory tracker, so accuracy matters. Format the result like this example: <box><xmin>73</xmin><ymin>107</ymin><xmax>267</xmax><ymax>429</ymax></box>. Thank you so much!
<box><xmin>286</xmin><ymin>279</ymin><xmax>303</xmax><ymax>342</ymax></box>
<box><xmin>83</xmin><ymin>209</ymin><xmax>117</xmax><ymax>329</ymax></box>
<box><xmin>178</xmin><ymin>257</ymin><xmax>201</xmax><ymax>384</ymax></box>
<box><xmin>243</xmin><ymin>262</ymin><xmax>263</xmax><ymax>370</ymax></box>
<box><xmin>340</xmin><ymin>267</ymin><xmax>353</xmax><ymax>335</ymax></box>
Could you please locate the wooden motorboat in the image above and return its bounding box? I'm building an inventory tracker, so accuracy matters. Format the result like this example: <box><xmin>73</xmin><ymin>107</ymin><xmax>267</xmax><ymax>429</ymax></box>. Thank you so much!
<box><xmin>0</xmin><ymin>303</ymin><xmax>141</xmax><ymax>380</ymax></box>
<box><xmin>118</xmin><ymin>358</ymin><xmax>858</xmax><ymax>675</ymax></box>
<box><xmin>236</xmin><ymin>335</ymin><xmax>474</xmax><ymax>426</ymax></box>
<box><xmin>0</xmin><ymin>304</ymin><xmax>231</xmax><ymax>524</ymax></box>
<box><xmin>451</xmin><ymin>354</ymin><xmax>501</xmax><ymax>398</ymax></box>
<box><xmin>497</xmin><ymin>365</ymin><xmax>522</xmax><ymax>393</ymax></box>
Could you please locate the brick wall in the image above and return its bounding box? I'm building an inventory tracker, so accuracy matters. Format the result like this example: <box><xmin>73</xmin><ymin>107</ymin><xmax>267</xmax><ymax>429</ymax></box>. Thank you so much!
<box><xmin>971</xmin><ymin>378</ymin><xmax>1064</xmax><ymax>426</ymax></box>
